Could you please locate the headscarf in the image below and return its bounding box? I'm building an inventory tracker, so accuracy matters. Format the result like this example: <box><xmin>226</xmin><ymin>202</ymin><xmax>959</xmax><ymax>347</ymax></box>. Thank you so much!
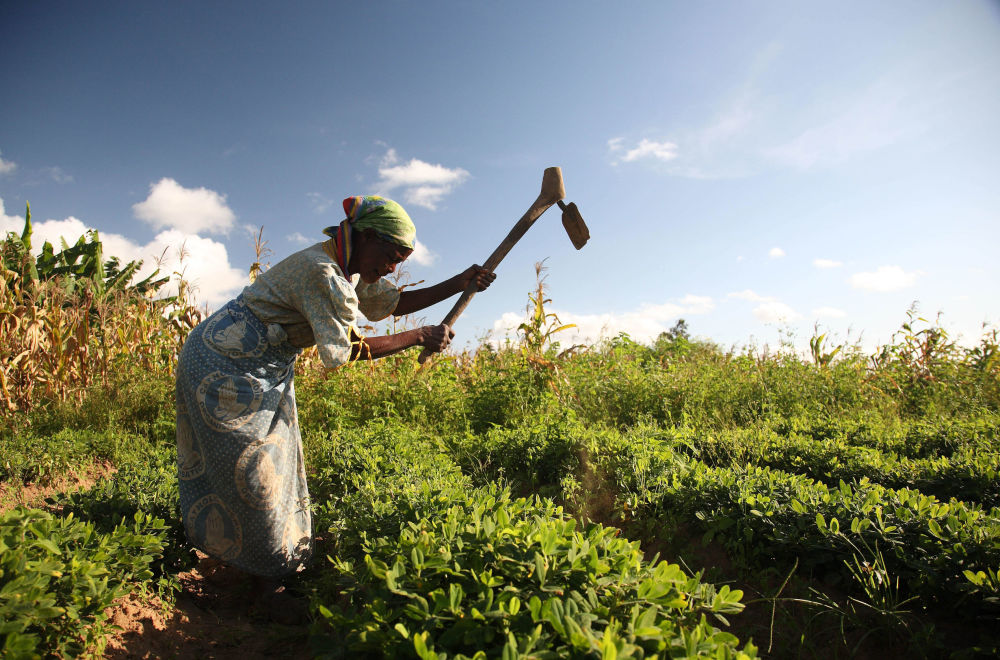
<box><xmin>321</xmin><ymin>196</ymin><xmax>416</xmax><ymax>277</ymax></box>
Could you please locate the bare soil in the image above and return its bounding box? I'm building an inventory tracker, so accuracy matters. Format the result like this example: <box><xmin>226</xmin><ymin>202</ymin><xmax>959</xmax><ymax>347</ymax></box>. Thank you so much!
<box><xmin>101</xmin><ymin>553</ymin><xmax>312</xmax><ymax>659</ymax></box>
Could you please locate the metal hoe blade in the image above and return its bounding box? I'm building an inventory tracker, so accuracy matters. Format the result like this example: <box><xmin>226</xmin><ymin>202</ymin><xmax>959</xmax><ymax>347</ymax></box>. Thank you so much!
<box><xmin>558</xmin><ymin>200</ymin><xmax>590</xmax><ymax>250</ymax></box>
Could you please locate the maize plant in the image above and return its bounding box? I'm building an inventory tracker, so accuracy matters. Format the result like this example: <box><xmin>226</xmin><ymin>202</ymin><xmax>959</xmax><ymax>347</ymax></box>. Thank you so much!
<box><xmin>1</xmin><ymin>206</ymin><xmax>199</xmax><ymax>416</ymax></box>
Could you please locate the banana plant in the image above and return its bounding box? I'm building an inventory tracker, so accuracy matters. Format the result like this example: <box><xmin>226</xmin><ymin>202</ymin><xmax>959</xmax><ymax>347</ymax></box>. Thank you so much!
<box><xmin>2</xmin><ymin>202</ymin><xmax>168</xmax><ymax>302</ymax></box>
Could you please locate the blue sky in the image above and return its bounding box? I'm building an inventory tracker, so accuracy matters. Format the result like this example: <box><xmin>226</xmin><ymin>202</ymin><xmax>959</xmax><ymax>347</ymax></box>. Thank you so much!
<box><xmin>2</xmin><ymin>1</ymin><xmax>999</xmax><ymax>354</ymax></box>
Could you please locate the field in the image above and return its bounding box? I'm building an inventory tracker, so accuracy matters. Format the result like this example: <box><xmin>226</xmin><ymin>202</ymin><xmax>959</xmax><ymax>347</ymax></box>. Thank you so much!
<box><xmin>2</xmin><ymin>224</ymin><xmax>1000</xmax><ymax>658</ymax></box>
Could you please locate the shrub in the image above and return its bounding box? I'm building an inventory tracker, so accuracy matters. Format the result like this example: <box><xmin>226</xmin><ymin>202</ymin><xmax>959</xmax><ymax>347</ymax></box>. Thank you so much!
<box><xmin>0</xmin><ymin>507</ymin><xmax>169</xmax><ymax>658</ymax></box>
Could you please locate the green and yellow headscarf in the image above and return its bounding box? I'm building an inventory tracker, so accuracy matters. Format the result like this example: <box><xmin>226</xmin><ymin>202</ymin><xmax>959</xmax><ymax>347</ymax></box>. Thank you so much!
<box><xmin>322</xmin><ymin>196</ymin><xmax>416</xmax><ymax>277</ymax></box>
<box><xmin>323</xmin><ymin>196</ymin><xmax>415</xmax><ymax>247</ymax></box>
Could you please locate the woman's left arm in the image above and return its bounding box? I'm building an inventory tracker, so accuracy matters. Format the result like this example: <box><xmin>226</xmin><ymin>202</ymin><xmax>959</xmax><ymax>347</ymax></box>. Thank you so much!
<box><xmin>393</xmin><ymin>265</ymin><xmax>495</xmax><ymax>316</ymax></box>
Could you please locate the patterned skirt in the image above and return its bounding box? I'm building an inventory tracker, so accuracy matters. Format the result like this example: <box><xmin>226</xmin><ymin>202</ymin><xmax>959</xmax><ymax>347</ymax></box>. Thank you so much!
<box><xmin>174</xmin><ymin>296</ymin><xmax>312</xmax><ymax>577</ymax></box>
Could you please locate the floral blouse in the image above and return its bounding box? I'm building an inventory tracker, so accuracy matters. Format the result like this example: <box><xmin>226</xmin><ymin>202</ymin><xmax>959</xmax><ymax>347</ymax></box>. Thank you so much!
<box><xmin>240</xmin><ymin>241</ymin><xmax>400</xmax><ymax>369</ymax></box>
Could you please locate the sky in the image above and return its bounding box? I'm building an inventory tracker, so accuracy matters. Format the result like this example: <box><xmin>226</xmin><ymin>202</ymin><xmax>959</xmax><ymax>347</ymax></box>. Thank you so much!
<box><xmin>2</xmin><ymin>1</ymin><xmax>999</xmax><ymax>355</ymax></box>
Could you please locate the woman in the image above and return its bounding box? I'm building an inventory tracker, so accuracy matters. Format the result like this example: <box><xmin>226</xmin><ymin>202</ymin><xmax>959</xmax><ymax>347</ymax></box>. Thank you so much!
<box><xmin>174</xmin><ymin>195</ymin><xmax>493</xmax><ymax>618</ymax></box>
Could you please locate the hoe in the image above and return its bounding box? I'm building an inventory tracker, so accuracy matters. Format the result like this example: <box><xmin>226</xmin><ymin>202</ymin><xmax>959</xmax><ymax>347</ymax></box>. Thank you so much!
<box><xmin>418</xmin><ymin>166</ymin><xmax>590</xmax><ymax>363</ymax></box>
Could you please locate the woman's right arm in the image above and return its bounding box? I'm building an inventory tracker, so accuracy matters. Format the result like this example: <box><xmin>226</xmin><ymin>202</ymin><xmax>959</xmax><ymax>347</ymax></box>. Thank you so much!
<box><xmin>348</xmin><ymin>324</ymin><xmax>454</xmax><ymax>361</ymax></box>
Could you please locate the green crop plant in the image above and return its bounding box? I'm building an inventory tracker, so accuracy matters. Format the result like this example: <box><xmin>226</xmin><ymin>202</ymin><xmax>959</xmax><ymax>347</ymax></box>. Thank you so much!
<box><xmin>1</xmin><ymin>232</ymin><xmax>999</xmax><ymax>657</ymax></box>
<box><xmin>314</xmin><ymin>485</ymin><xmax>756</xmax><ymax>659</ymax></box>
<box><xmin>0</xmin><ymin>508</ymin><xmax>170</xmax><ymax>658</ymax></box>
<box><xmin>516</xmin><ymin>260</ymin><xmax>577</xmax><ymax>358</ymax></box>
<box><xmin>2</xmin><ymin>203</ymin><xmax>168</xmax><ymax>302</ymax></box>
<box><xmin>1</xmin><ymin>213</ymin><xmax>199</xmax><ymax>416</ymax></box>
<box><xmin>808</xmin><ymin>328</ymin><xmax>843</xmax><ymax>369</ymax></box>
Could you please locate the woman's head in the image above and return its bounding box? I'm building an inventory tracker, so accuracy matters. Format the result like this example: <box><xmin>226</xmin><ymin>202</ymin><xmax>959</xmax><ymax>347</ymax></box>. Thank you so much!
<box><xmin>324</xmin><ymin>196</ymin><xmax>416</xmax><ymax>283</ymax></box>
<box><xmin>340</xmin><ymin>196</ymin><xmax>416</xmax><ymax>249</ymax></box>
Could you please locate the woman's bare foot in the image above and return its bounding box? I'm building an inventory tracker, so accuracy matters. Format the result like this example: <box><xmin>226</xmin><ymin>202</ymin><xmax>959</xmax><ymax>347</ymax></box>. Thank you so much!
<box><xmin>251</xmin><ymin>576</ymin><xmax>309</xmax><ymax>625</ymax></box>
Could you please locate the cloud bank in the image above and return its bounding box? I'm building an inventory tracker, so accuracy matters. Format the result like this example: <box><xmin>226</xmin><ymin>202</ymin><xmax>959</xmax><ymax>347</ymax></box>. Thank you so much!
<box><xmin>728</xmin><ymin>289</ymin><xmax>802</xmax><ymax>323</ymax></box>
<box><xmin>409</xmin><ymin>240</ymin><xmax>436</xmax><ymax>267</ymax></box>
<box><xmin>605</xmin><ymin>42</ymin><xmax>929</xmax><ymax>179</ymax></box>
<box><xmin>608</xmin><ymin>138</ymin><xmax>679</xmax><ymax>165</ymax></box>
<box><xmin>306</xmin><ymin>192</ymin><xmax>335</xmax><ymax>215</ymax></box>
<box><xmin>287</xmin><ymin>231</ymin><xmax>312</xmax><ymax>245</ymax></box>
<box><xmin>765</xmin><ymin>79</ymin><xmax>922</xmax><ymax>170</ymax></box>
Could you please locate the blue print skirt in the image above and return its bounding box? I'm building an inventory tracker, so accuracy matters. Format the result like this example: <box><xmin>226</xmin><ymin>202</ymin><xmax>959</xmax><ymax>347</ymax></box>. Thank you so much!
<box><xmin>174</xmin><ymin>296</ymin><xmax>311</xmax><ymax>577</ymax></box>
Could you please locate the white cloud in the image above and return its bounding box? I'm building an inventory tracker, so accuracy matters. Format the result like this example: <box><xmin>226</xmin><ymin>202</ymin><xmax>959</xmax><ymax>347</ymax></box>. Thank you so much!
<box><xmin>814</xmin><ymin>258</ymin><xmax>843</xmax><ymax>269</ymax></box>
<box><xmin>402</xmin><ymin>185</ymin><xmax>450</xmax><ymax>211</ymax></box>
<box><xmin>306</xmin><ymin>192</ymin><xmax>335</xmax><ymax>214</ymax></box>
<box><xmin>813</xmin><ymin>306</ymin><xmax>847</xmax><ymax>318</ymax></box>
<box><xmin>409</xmin><ymin>239</ymin><xmax>436</xmax><ymax>267</ymax></box>
<box><xmin>132</xmin><ymin>178</ymin><xmax>236</xmax><ymax>235</ymax></box>
<box><xmin>675</xmin><ymin>294</ymin><xmax>715</xmax><ymax>314</ymax></box>
<box><xmin>618</xmin><ymin>44</ymin><xmax>926</xmax><ymax>179</ymax></box>
<box><xmin>769</xmin><ymin>247</ymin><xmax>785</xmax><ymax>258</ymax></box>
<box><xmin>0</xmin><ymin>196</ymin><xmax>245</xmax><ymax>307</ymax></box>
<box><xmin>135</xmin><ymin>230</ymin><xmax>246</xmax><ymax>306</ymax></box>
<box><xmin>287</xmin><ymin>231</ymin><xmax>313</xmax><ymax>245</ymax></box>
<box><xmin>753</xmin><ymin>301</ymin><xmax>802</xmax><ymax>323</ymax></box>
<box><xmin>376</xmin><ymin>151</ymin><xmax>470</xmax><ymax>211</ymax></box>
<box><xmin>491</xmin><ymin>312</ymin><xmax>525</xmax><ymax>341</ymax></box>
<box><xmin>850</xmin><ymin>265</ymin><xmax>919</xmax><ymax>292</ymax></box>
<box><xmin>610</xmin><ymin>44</ymin><xmax>779</xmax><ymax>180</ymax></box>
<box><xmin>608</xmin><ymin>138</ymin><xmax>679</xmax><ymax>164</ymax></box>
<box><xmin>379</xmin><ymin>148</ymin><xmax>400</xmax><ymax>167</ymax></box>
<box><xmin>0</xmin><ymin>151</ymin><xmax>16</xmax><ymax>176</ymax></box>
<box><xmin>238</xmin><ymin>223</ymin><xmax>261</xmax><ymax>238</ymax></box>
<box><xmin>491</xmin><ymin>294</ymin><xmax>713</xmax><ymax>346</ymax></box>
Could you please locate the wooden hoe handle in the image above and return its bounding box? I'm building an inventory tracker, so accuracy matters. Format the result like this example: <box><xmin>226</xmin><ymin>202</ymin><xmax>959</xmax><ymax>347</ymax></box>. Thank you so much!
<box><xmin>418</xmin><ymin>167</ymin><xmax>566</xmax><ymax>364</ymax></box>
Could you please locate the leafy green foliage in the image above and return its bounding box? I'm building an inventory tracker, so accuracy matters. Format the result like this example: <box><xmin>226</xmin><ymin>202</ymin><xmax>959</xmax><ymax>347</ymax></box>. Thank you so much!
<box><xmin>4</xmin><ymin>238</ymin><xmax>1000</xmax><ymax>658</ymax></box>
<box><xmin>696</xmin><ymin>417</ymin><xmax>1000</xmax><ymax>507</ymax></box>
<box><xmin>50</xmin><ymin>445</ymin><xmax>194</xmax><ymax>577</ymax></box>
<box><xmin>314</xmin><ymin>484</ymin><xmax>755</xmax><ymax>659</ymax></box>
<box><xmin>2</xmin><ymin>203</ymin><xmax>167</xmax><ymax>300</ymax></box>
<box><xmin>0</xmin><ymin>508</ymin><xmax>170</xmax><ymax>658</ymax></box>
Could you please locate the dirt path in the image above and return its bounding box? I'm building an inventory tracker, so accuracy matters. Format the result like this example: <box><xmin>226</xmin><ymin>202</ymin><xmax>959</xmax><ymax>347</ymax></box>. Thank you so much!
<box><xmin>102</xmin><ymin>554</ymin><xmax>313</xmax><ymax>659</ymax></box>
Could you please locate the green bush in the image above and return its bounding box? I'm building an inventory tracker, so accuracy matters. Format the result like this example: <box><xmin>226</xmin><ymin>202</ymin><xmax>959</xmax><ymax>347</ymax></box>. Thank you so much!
<box><xmin>314</xmin><ymin>485</ymin><xmax>756</xmax><ymax>659</ymax></box>
<box><xmin>49</xmin><ymin>443</ymin><xmax>194</xmax><ymax>576</ymax></box>
<box><xmin>306</xmin><ymin>420</ymin><xmax>473</xmax><ymax>558</ymax></box>
<box><xmin>448</xmin><ymin>414</ymin><xmax>583</xmax><ymax>494</ymax></box>
<box><xmin>297</xmin><ymin>353</ymin><xmax>470</xmax><ymax>436</ymax></box>
<box><xmin>0</xmin><ymin>507</ymin><xmax>169</xmax><ymax>658</ymax></box>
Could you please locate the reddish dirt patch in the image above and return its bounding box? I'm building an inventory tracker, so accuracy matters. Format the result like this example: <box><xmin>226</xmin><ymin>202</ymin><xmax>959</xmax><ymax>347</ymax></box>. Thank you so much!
<box><xmin>0</xmin><ymin>460</ymin><xmax>115</xmax><ymax>514</ymax></box>
<box><xmin>101</xmin><ymin>553</ymin><xmax>312</xmax><ymax>659</ymax></box>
